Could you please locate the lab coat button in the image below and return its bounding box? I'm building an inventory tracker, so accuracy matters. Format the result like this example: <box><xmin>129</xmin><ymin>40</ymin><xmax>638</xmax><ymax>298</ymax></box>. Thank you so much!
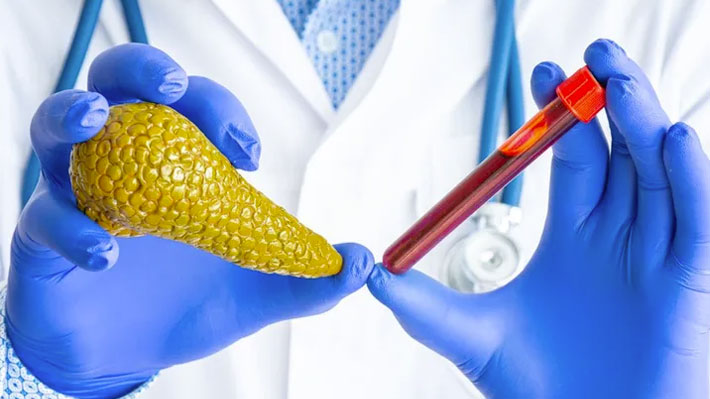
<box><xmin>316</xmin><ymin>30</ymin><xmax>339</xmax><ymax>54</ymax></box>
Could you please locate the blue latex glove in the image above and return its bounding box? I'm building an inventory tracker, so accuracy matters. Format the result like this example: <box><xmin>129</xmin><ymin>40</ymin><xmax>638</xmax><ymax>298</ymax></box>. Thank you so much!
<box><xmin>8</xmin><ymin>44</ymin><xmax>374</xmax><ymax>399</ymax></box>
<box><xmin>368</xmin><ymin>39</ymin><xmax>710</xmax><ymax>398</ymax></box>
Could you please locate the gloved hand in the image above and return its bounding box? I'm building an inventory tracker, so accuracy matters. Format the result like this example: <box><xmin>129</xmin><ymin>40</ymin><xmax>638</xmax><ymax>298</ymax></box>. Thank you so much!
<box><xmin>368</xmin><ymin>39</ymin><xmax>710</xmax><ymax>398</ymax></box>
<box><xmin>8</xmin><ymin>43</ymin><xmax>374</xmax><ymax>399</ymax></box>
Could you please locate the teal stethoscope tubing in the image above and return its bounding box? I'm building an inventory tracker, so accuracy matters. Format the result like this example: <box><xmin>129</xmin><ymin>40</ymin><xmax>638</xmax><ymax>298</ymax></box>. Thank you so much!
<box><xmin>20</xmin><ymin>0</ymin><xmax>148</xmax><ymax>206</ymax></box>
<box><xmin>482</xmin><ymin>0</ymin><xmax>525</xmax><ymax>206</ymax></box>
<box><xmin>20</xmin><ymin>0</ymin><xmax>523</xmax><ymax>208</ymax></box>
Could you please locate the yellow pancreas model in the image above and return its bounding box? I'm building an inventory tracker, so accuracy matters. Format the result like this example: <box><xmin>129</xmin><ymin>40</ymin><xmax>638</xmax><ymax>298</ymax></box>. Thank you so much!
<box><xmin>69</xmin><ymin>102</ymin><xmax>342</xmax><ymax>278</ymax></box>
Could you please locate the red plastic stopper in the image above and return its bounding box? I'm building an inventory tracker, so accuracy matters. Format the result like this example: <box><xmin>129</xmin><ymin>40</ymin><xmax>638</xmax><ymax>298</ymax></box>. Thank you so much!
<box><xmin>555</xmin><ymin>66</ymin><xmax>606</xmax><ymax>123</ymax></box>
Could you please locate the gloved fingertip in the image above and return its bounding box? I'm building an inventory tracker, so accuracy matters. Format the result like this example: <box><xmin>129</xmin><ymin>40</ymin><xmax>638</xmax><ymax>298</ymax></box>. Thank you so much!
<box><xmin>76</xmin><ymin>234</ymin><xmax>119</xmax><ymax>271</ymax></box>
<box><xmin>606</xmin><ymin>73</ymin><xmax>635</xmax><ymax>93</ymax></box>
<box><xmin>663</xmin><ymin>122</ymin><xmax>701</xmax><ymax>165</ymax></box>
<box><xmin>586</xmin><ymin>38</ymin><xmax>626</xmax><ymax>56</ymax></box>
<box><xmin>334</xmin><ymin>243</ymin><xmax>375</xmax><ymax>288</ymax></box>
<box><xmin>156</xmin><ymin>67</ymin><xmax>189</xmax><ymax>102</ymax></box>
<box><xmin>366</xmin><ymin>263</ymin><xmax>394</xmax><ymax>301</ymax></box>
<box><xmin>56</xmin><ymin>91</ymin><xmax>109</xmax><ymax>142</ymax></box>
<box><xmin>79</xmin><ymin>108</ymin><xmax>108</xmax><ymax>129</ymax></box>
<box><xmin>89</xmin><ymin>43</ymin><xmax>188</xmax><ymax>104</ymax></box>
<box><xmin>604</xmin><ymin>74</ymin><xmax>642</xmax><ymax>118</ymax></box>
<box><xmin>530</xmin><ymin>61</ymin><xmax>565</xmax><ymax>107</ymax></box>
<box><xmin>666</xmin><ymin>122</ymin><xmax>696</xmax><ymax>143</ymax></box>
<box><xmin>85</xmin><ymin>251</ymin><xmax>116</xmax><ymax>272</ymax></box>
<box><xmin>225</xmin><ymin>123</ymin><xmax>261</xmax><ymax>171</ymax></box>
<box><xmin>171</xmin><ymin>76</ymin><xmax>262</xmax><ymax>171</ymax></box>
<box><xmin>584</xmin><ymin>39</ymin><xmax>629</xmax><ymax>84</ymax></box>
<box><xmin>532</xmin><ymin>61</ymin><xmax>559</xmax><ymax>81</ymax></box>
<box><xmin>75</xmin><ymin>94</ymin><xmax>108</xmax><ymax>128</ymax></box>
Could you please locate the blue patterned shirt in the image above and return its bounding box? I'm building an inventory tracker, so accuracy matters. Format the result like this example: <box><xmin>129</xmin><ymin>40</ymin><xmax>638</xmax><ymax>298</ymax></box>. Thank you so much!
<box><xmin>276</xmin><ymin>0</ymin><xmax>401</xmax><ymax>108</ymax></box>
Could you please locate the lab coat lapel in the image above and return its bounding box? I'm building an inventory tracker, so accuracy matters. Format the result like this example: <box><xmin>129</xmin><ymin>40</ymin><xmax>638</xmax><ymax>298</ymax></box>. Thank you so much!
<box><xmin>315</xmin><ymin>0</ymin><xmax>495</xmax><ymax>157</ymax></box>
<box><xmin>210</xmin><ymin>0</ymin><xmax>335</xmax><ymax>122</ymax></box>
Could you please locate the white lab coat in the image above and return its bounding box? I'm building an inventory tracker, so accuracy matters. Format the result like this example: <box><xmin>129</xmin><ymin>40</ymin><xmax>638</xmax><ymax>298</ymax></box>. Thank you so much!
<box><xmin>1</xmin><ymin>0</ymin><xmax>709</xmax><ymax>398</ymax></box>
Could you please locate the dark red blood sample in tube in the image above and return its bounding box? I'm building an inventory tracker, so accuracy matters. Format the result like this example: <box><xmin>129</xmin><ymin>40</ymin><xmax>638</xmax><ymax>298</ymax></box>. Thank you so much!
<box><xmin>383</xmin><ymin>66</ymin><xmax>605</xmax><ymax>274</ymax></box>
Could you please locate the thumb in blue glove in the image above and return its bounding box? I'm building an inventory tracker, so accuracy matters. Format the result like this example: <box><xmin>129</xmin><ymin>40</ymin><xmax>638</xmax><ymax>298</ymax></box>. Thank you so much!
<box><xmin>369</xmin><ymin>39</ymin><xmax>710</xmax><ymax>398</ymax></box>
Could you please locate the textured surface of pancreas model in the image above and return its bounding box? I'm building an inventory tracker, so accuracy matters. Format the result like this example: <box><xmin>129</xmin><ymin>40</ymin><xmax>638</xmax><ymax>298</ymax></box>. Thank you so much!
<box><xmin>69</xmin><ymin>102</ymin><xmax>342</xmax><ymax>277</ymax></box>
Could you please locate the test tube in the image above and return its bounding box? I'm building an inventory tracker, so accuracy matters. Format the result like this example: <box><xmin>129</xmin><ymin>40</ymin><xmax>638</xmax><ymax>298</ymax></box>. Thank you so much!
<box><xmin>383</xmin><ymin>66</ymin><xmax>606</xmax><ymax>274</ymax></box>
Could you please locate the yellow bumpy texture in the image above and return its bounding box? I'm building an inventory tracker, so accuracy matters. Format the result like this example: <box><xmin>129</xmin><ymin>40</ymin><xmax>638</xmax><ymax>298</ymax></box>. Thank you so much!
<box><xmin>69</xmin><ymin>102</ymin><xmax>342</xmax><ymax>277</ymax></box>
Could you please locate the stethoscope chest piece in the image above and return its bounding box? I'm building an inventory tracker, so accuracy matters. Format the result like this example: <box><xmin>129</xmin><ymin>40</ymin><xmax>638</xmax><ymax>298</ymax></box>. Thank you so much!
<box><xmin>442</xmin><ymin>202</ymin><xmax>521</xmax><ymax>293</ymax></box>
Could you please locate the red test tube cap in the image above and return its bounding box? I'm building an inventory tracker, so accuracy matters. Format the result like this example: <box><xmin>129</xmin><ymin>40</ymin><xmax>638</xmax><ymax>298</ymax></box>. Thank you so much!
<box><xmin>555</xmin><ymin>66</ymin><xmax>606</xmax><ymax>123</ymax></box>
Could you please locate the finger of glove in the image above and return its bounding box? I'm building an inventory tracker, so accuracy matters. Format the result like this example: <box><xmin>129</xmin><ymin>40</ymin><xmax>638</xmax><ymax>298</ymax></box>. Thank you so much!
<box><xmin>585</xmin><ymin>39</ymin><xmax>673</xmax><ymax>253</ymax></box>
<box><xmin>596</xmin><ymin>121</ymin><xmax>637</xmax><ymax>236</ymax></box>
<box><xmin>367</xmin><ymin>265</ymin><xmax>500</xmax><ymax>380</ymax></box>
<box><xmin>15</xmin><ymin>180</ymin><xmax>118</xmax><ymax>276</ymax></box>
<box><xmin>30</xmin><ymin>90</ymin><xmax>109</xmax><ymax>193</ymax></box>
<box><xmin>171</xmin><ymin>76</ymin><xmax>261</xmax><ymax>171</ymax></box>
<box><xmin>663</xmin><ymin>123</ymin><xmax>710</xmax><ymax>285</ymax></box>
<box><xmin>531</xmin><ymin>62</ymin><xmax>608</xmax><ymax>230</ymax></box>
<box><xmin>88</xmin><ymin>43</ymin><xmax>188</xmax><ymax>105</ymax></box>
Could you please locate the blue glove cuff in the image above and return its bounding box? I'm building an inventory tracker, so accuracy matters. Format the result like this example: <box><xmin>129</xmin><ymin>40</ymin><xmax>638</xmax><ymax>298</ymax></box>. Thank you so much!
<box><xmin>0</xmin><ymin>287</ymin><xmax>158</xmax><ymax>398</ymax></box>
